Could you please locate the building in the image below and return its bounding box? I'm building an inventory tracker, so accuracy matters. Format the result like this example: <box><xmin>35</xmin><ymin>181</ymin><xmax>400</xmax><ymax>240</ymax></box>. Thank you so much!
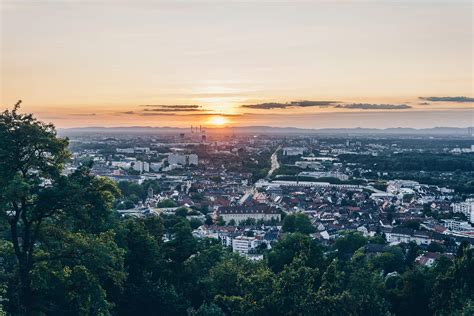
<box><xmin>282</xmin><ymin>147</ymin><xmax>305</xmax><ymax>156</ymax></box>
<box><xmin>116</xmin><ymin>147</ymin><xmax>150</xmax><ymax>154</ymax></box>
<box><xmin>442</xmin><ymin>219</ymin><xmax>474</xmax><ymax>232</ymax></box>
<box><xmin>453</xmin><ymin>199</ymin><xmax>474</xmax><ymax>223</ymax></box>
<box><xmin>295</xmin><ymin>161</ymin><xmax>322</xmax><ymax>170</ymax></box>
<box><xmin>116</xmin><ymin>148</ymin><xmax>134</xmax><ymax>154</ymax></box>
<box><xmin>255</xmin><ymin>179</ymin><xmax>361</xmax><ymax>191</ymax></box>
<box><xmin>232</xmin><ymin>236</ymin><xmax>262</xmax><ymax>254</ymax></box>
<box><xmin>150</xmin><ymin>162</ymin><xmax>162</xmax><ymax>172</ymax></box>
<box><xmin>133</xmin><ymin>161</ymin><xmax>150</xmax><ymax>173</ymax></box>
<box><xmin>298</xmin><ymin>171</ymin><xmax>349</xmax><ymax>180</ymax></box>
<box><xmin>415</xmin><ymin>252</ymin><xmax>442</xmax><ymax>267</ymax></box>
<box><xmin>216</xmin><ymin>205</ymin><xmax>281</xmax><ymax>224</ymax></box>
<box><xmin>168</xmin><ymin>153</ymin><xmax>199</xmax><ymax>166</ymax></box>
<box><xmin>385</xmin><ymin>227</ymin><xmax>433</xmax><ymax>245</ymax></box>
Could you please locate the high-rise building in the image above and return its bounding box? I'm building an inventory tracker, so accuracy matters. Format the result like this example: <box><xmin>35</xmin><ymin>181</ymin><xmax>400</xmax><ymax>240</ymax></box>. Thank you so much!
<box><xmin>453</xmin><ymin>199</ymin><xmax>474</xmax><ymax>223</ymax></box>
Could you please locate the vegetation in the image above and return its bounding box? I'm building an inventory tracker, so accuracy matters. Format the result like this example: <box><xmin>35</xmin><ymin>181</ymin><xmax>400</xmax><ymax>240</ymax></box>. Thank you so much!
<box><xmin>339</xmin><ymin>153</ymin><xmax>474</xmax><ymax>172</ymax></box>
<box><xmin>282</xmin><ymin>213</ymin><xmax>316</xmax><ymax>234</ymax></box>
<box><xmin>1</xmin><ymin>109</ymin><xmax>473</xmax><ymax>315</ymax></box>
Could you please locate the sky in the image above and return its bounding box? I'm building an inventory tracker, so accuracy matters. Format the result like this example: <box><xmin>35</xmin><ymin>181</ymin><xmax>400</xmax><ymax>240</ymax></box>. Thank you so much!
<box><xmin>1</xmin><ymin>0</ymin><xmax>473</xmax><ymax>129</ymax></box>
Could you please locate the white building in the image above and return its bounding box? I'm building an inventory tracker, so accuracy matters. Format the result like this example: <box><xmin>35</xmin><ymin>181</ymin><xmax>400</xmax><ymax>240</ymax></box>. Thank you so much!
<box><xmin>133</xmin><ymin>161</ymin><xmax>150</xmax><ymax>173</ymax></box>
<box><xmin>116</xmin><ymin>147</ymin><xmax>150</xmax><ymax>154</ymax></box>
<box><xmin>385</xmin><ymin>227</ymin><xmax>433</xmax><ymax>245</ymax></box>
<box><xmin>116</xmin><ymin>148</ymin><xmax>134</xmax><ymax>154</ymax></box>
<box><xmin>282</xmin><ymin>147</ymin><xmax>305</xmax><ymax>156</ymax></box>
<box><xmin>150</xmin><ymin>162</ymin><xmax>162</xmax><ymax>172</ymax></box>
<box><xmin>442</xmin><ymin>219</ymin><xmax>473</xmax><ymax>232</ymax></box>
<box><xmin>168</xmin><ymin>153</ymin><xmax>198</xmax><ymax>166</ymax></box>
<box><xmin>298</xmin><ymin>171</ymin><xmax>349</xmax><ymax>180</ymax></box>
<box><xmin>453</xmin><ymin>199</ymin><xmax>474</xmax><ymax>223</ymax></box>
<box><xmin>255</xmin><ymin>179</ymin><xmax>361</xmax><ymax>191</ymax></box>
<box><xmin>232</xmin><ymin>236</ymin><xmax>262</xmax><ymax>254</ymax></box>
<box><xmin>295</xmin><ymin>161</ymin><xmax>322</xmax><ymax>170</ymax></box>
<box><xmin>216</xmin><ymin>205</ymin><xmax>281</xmax><ymax>224</ymax></box>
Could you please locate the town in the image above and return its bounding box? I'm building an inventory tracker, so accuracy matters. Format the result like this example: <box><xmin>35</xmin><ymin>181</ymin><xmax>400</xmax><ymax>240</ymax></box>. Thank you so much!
<box><xmin>63</xmin><ymin>127</ymin><xmax>474</xmax><ymax>264</ymax></box>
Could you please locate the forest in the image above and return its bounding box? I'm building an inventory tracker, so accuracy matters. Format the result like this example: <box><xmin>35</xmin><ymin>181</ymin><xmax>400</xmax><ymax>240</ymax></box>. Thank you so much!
<box><xmin>1</xmin><ymin>108</ymin><xmax>473</xmax><ymax>316</ymax></box>
<box><xmin>338</xmin><ymin>153</ymin><xmax>474</xmax><ymax>172</ymax></box>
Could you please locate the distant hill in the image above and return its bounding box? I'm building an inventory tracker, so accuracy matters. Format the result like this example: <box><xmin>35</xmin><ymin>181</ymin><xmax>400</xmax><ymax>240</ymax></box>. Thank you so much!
<box><xmin>58</xmin><ymin>126</ymin><xmax>471</xmax><ymax>137</ymax></box>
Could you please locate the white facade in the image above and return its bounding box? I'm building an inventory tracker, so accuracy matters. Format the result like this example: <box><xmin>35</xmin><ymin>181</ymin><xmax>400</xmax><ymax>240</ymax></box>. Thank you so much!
<box><xmin>220</xmin><ymin>212</ymin><xmax>281</xmax><ymax>224</ymax></box>
<box><xmin>255</xmin><ymin>179</ymin><xmax>361</xmax><ymax>191</ymax></box>
<box><xmin>453</xmin><ymin>200</ymin><xmax>474</xmax><ymax>223</ymax></box>
<box><xmin>168</xmin><ymin>153</ymin><xmax>198</xmax><ymax>166</ymax></box>
<box><xmin>385</xmin><ymin>229</ymin><xmax>432</xmax><ymax>245</ymax></box>
<box><xmin>282</xmin><ymin>147</ymin><xmax>305</xmax><ymax>156</ymax></box>
<box><xmin>133</xmin><ymin>161</ymin><xmax>150</xmax><ymax>173</ymax></box>
<box><xmin>298</xmin><ymin>171</ymin><xmax>349</xmax><ymax>180</ymax></box>
<box><xmin>295</xmin><ymin>161</ymin><xmax>322</xmax><ymax>170</ymax></box>
<box><xmin>232</xmin><ymin>236</ymin><xmax>262</xmax><ymax>254</ymax></box>
<box><xmin>116</xmin><ymin>148</ymin><xmax>134</xmax><ymax>154</ymax></box>
<box><xmin>442</xmin><ymin>219</ymin><xmax>474</xmax><ymax>232</ymax></box>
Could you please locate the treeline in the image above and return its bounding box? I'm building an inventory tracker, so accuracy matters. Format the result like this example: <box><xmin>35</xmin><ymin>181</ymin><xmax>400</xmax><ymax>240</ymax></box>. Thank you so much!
<box><xmin>1</xmin><ymin>108</ymin><xmax>474</xmax><ymax>315</ymax></box>
<box><xmin>339</xmin><ymin>153</ymin><xmax>474</xmax><ymax>172</ymax></box>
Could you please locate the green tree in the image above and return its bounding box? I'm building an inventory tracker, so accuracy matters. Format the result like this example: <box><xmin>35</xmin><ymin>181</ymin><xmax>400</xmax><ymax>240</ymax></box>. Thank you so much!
<box><xmin>0</xmin><ymin>107</ymin><xmax>124</xmax><ymax>315</ymax></box>
<box><xmin>0</xmin><ymin>106</ymin><xmax>69</xmax><ymax>314</ymax></box>
<box><xmin>335</xmin><ymin>232</ymin><xmax>367</xmax><ymax>260</ymax></box>
<box><xmin>267</xmin><ymin>233</ymin><xmax>325</xmax><ymax>273</ymax></box>
<box><xmin>282</xmin><ymin>213</ymin><xmax>316</xmax><ymax>234</ymax></box>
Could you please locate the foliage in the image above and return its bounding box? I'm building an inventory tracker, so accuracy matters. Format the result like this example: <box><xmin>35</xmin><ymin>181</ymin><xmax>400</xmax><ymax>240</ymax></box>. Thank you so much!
<box><xmin>1</xmin><ymin>110</ymin><xmax>472</xmax><ymax>316</ymax></box>
<box><xmin>282</xmin><ymin>213</ymin><xmax>316</xmax><ymax>234</ymax></box>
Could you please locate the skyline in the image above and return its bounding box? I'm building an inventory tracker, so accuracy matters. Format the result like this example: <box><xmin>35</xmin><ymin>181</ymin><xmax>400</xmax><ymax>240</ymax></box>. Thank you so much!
<box><xmin>1</xmin><ymin>0</ymin><xmax>473</xmax><ymax>128</ymax></box>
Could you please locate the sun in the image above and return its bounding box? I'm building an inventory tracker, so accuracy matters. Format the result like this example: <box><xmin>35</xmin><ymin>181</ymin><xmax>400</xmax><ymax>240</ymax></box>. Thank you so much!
<box><xmin>208</xmin><ymin>115</ymin><xmax>228</xmax><ymax>126</ymax></box>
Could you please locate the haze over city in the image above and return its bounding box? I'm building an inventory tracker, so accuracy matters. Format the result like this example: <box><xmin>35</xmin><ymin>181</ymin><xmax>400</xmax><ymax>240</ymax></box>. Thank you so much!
<box><xmin>1</xmin><ymin>0</ymin><xmax>473</xmax><ymax>128</ymax></box>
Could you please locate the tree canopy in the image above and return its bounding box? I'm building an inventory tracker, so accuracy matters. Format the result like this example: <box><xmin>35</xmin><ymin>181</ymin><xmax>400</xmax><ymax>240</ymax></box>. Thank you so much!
<box><xmin>1</xmin><ymin>108</ymin><xmax>473</xmax><ymax>316</ymax></box>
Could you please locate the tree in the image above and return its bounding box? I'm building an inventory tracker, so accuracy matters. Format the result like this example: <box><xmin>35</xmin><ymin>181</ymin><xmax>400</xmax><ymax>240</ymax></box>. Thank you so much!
<box><xmin>205</xmin><ymin>215</ymin><xmax>213</xmax><ymax>225</ymax></box>
<box><xmin>190</xmin><ymin>303</ymin><xmax>225</xmax><ymax>316</ymax></box>
<box><xmin>216</xmin><ymin>216</ymin><xmax>225</xmax><ymax>226</ymax></box>
<box><xmin>334</xmin><ymin>232</ymin><xmax>367</xmax><ymax>260</ymax></box>
<box><xmin>0</xmin><ymin>107</ymin><xmax>124</xmax><ymax>315</ymax></box>
<box><xmin>370</xmin><ymin>246</ymin><xmax>405</xmax><ymax>274</ymax></box>
<box><xmin>267</xmin><ymin>233</ymin><xmax>325</xmax><ymax>273</ymax></box>
<box><xmin>175</xmin><ymin>207</ymin><xmax>189</xmax><ymax>217</ymax></box>
<box><xmin>282</xmin><ymin>213</ymin><xmax>316</xmax><ymax>234</ymax></box>
<box><xmin>0</xmin><ymin>105</ymin><xmax>69</xmax><ymax>314</ymax></box>
<box><xmin>272</xmin><ymin>256</ymin><xmax>319</xmax><ymax>315</ymax></box>
<box><xmin>157</xmin><ymin>199</ymin><xmax>177</xmax><ymax>208</ymax></box>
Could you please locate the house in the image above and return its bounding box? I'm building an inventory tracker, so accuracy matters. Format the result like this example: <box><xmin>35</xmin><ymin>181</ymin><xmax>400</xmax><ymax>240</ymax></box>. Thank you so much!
<box><xmin>415</xmin><ymin>252</ymin><xmax>442</xmax><ymax>267</ymax></box>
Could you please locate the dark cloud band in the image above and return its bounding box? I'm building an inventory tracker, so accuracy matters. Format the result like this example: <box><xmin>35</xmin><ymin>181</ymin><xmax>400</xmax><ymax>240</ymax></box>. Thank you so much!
<box><xmin>336</xmin><ymin>103</ymin><xmax>411</xmax><ymax>110</ymax></box>
<box><xmin>419</xmin><ymin>96</ymin><xmax>474</xmax><ymax>103</ymax></box>
<box><xmin>241</xmin><ymin>100</ymin><xmax>339</xmax><ymax>109</ymax></box>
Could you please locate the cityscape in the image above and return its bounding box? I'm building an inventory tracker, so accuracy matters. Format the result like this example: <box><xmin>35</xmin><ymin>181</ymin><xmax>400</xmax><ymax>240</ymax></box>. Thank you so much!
<box><xmin>1</xmin><ymin>0</ymin><xmax>473</xmax><ymax>315</ymax></box>
<box><xmin>65</xmin><ymin>126</ymin><xmax>474</xmax><ymax>260</ymax></box>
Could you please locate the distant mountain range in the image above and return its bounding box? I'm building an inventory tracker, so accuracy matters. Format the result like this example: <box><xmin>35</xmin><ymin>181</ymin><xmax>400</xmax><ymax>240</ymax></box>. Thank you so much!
<box><xmin>59</xmin><ymin>126</ymin><xmax>472</xmax><ymax>137</ymax></box>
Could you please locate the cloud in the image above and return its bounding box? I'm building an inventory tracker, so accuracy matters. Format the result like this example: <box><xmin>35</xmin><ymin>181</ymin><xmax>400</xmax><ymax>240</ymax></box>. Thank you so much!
<box><xmin>241</xmin><ymin>100</ymin><xmax>339</xmax><ymax>109</ymax></box>
<box><xmin>139</xmin><ymin>104</ymin><xmax>201</xmax><ymax>109</ymax></box>
<box><xmin>68</xmin><ymin>113</ymin><xmax>96</xmax><ymax>116</ymax></box>
<box><xmin>336</xmin><ymin>103</ymin><xmax>411</xmax><ymax>110</ymax></box>
<box><xmin>419</xmin><ymin>96</ymin><xmax>474</xmax><ymax>103</ymax></box>
<box><xmin>418</xmin><ymin>102</ymin><xmax>430</xmax><ymax>105</ymax></box>
<box><xmin>143</xmin><ymin>108</ymin><xmax>203</xmax><ymax>113</ymax></box>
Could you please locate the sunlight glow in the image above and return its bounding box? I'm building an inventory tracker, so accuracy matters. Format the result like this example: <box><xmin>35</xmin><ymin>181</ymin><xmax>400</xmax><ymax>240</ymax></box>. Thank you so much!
<box><xmin>208</xmin><ymin>115</ymin><xmax>228</xmax><ymax>126</ymax></box>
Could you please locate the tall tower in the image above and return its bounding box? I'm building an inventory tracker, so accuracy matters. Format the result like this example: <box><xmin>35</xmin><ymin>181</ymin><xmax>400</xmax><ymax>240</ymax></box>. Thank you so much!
<box><xmin>147</xmin><ymin>186</ymin><xmax>154</xmax><ymax>199</ymax></box>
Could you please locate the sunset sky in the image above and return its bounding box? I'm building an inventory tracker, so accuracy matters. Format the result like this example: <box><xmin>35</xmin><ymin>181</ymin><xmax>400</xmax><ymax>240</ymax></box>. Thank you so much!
<box><xmin>1</xmin><ymin>0</ymin><xmax>473</xmax><ymax>128</ymax></box>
